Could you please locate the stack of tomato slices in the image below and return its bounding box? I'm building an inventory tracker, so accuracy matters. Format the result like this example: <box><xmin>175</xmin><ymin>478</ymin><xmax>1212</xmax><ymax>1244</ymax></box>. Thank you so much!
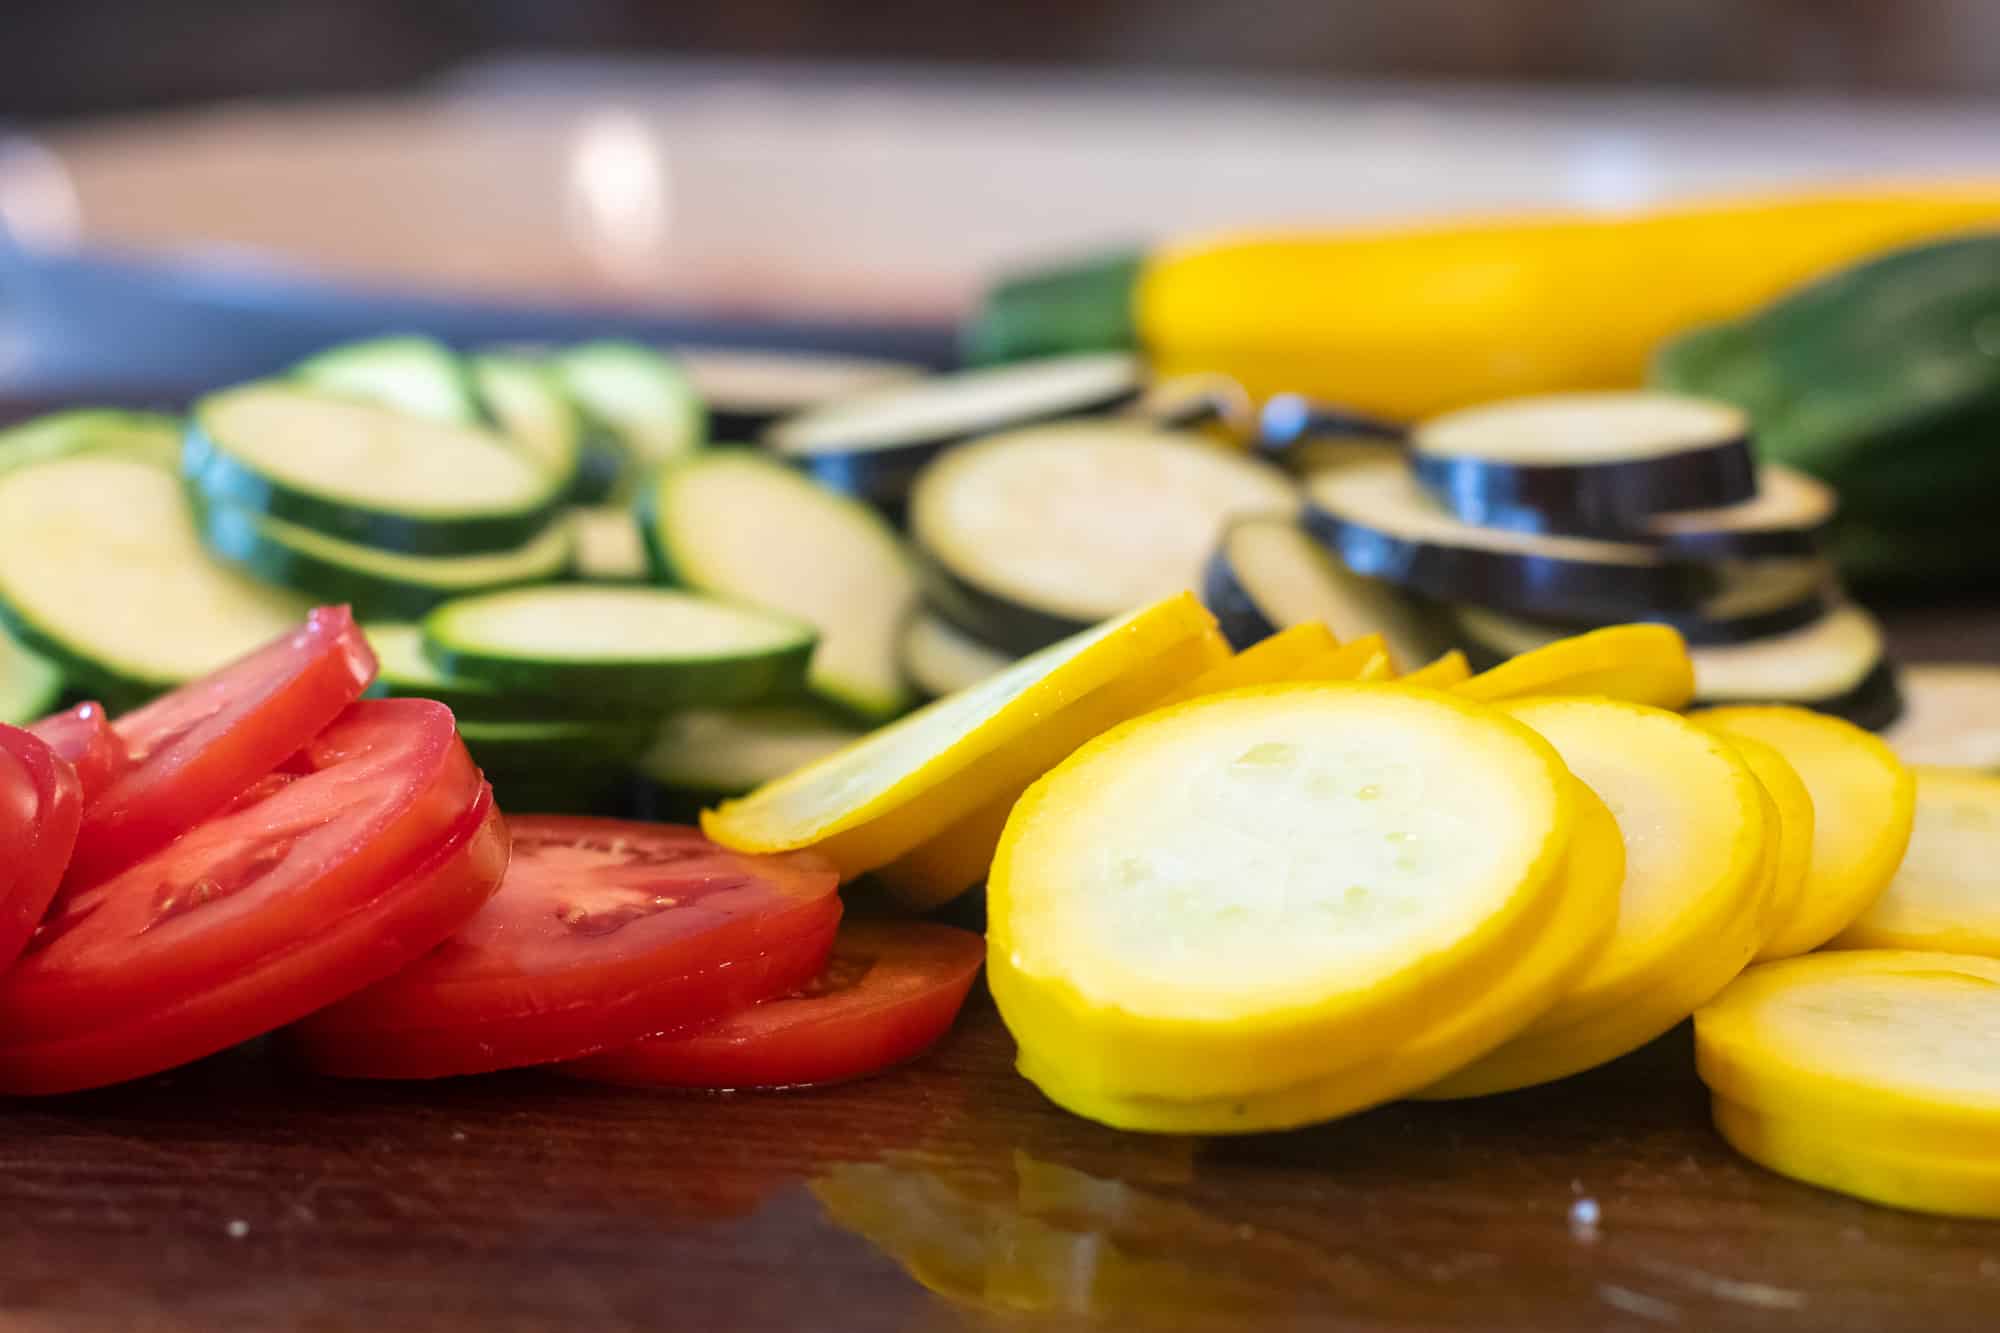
<box><xmin>0</xmin><ymin>607</ymin><xmax>983</xmax><ymax>1096</ymax></box>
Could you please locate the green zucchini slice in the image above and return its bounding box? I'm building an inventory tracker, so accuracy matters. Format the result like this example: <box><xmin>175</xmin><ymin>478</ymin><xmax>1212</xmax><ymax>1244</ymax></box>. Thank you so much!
<box><xmin>0</xmin><ymin>624</ymin><xmax>62</xmax><ymax>725</ymax></box>
<box><xmin>676</xmin><ymin>345</ymin><xmax>922</xmax><ymax>441</ymax></box>
<box><xmin>0</xmin><ymin>409</ymin><xmax>182</xmax><ymax>473</ymax></box>
<box><xmin>422</xmin><ymin>585</ymin><xmax>815</xmax><ymax>707</ymax></box>
<box><xmin>642</xmin><ymin>451</ymin><xmax>919</xmax><ymax>722</ymax></box>
<box><xmin>198</xmin><ymin>503</ymin><xmax>572</xmax><ymax>620</ymax></box>
<box><xmin>639</xmin><ymin>704</ymin><xmax>867</xmax><ymax>796</ymax></box>
<box><xmin>0</xmin><ymin>456</ymin><xmax>310</xmax><ymax>696</ymax></box>
<box><xmin>186</xmin><ymin>382</ymin><xmax>567</xmax><ymax>555</ymax></box>
<box><xmin>294</xmin><ymin>335</ymin><xmax>480</xmax><ymax>423</ymax></box>
<box><xmin>552</xmin><ymin>341</ymin><xmax>706</xmax><ymax>470</ymax></box>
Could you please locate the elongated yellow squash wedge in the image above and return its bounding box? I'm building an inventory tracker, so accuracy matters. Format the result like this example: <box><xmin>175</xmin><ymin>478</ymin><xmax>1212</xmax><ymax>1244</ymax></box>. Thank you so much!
<box><xmin>1016</xmin><ymin>778</ymin><xmax>1622</xmax><ymax>1133</ymax></box>
<box><xmin>1423</xmin><ymin>697</ymin><xmax>1770</xmax><ymax>1098</ymax></box>
<box><xmin>1833</xmin><ymin>769</ymin><xmax>2000</xmax><ymax>957</ymax></box>
<box><xmin>1153</xmin><ymin>621</ymin><xmax>1337</xmax><ymax>708</ymax></box>
<box><xmin>1692</xmin><ymin>706</ymin><xmax>1915</xmax><ymax>958</ymax></box>
<box><xmin>1716</xmin><ymin>732</ymin><xmax>1816</xmax><ymax>960</ymax></box>
<box><xmin>990</xmin><ymin>683</ymin><xmax>1579</xmax><ymax>1131</ymax></box>
<box><xmin>1696</xmin><ymin>952</ymin><xmax>2000</xmax><ymax>1202</ymax></box>
<box><xmin>1293</xmin><ymin>633</ymin><xmax>1393</xmax><ymax>683</ymax></box>
<box><xmin>1398</xmin><ymin>649</ymin><xmax>1472</xmax><ymax>689</ymax></box>
<box><xmin>878</xmin><ymin>620</ymin><xmax>1343</xmax><ymax>908</ymax></box>
<box><xmin>704</xmin><ymin>593</ymin><xmax>1226</xmax><ymax>877</ymax></box>
<box><xmin>1710</xmin><ymin>1094</ymin><xmax>2000</xmax><ymax>1219</ymax></box>
<box><xmin>1454</xmin><ymin>623</ymin><xmax>1694</xmax><ymax>709</ymax></box>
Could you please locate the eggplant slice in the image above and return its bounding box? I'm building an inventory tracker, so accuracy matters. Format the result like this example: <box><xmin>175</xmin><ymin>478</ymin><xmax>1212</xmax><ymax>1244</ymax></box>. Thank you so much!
<box><xmin>1201</xmin><ymin>514</ymin><xmax>1442</xmax><ymax>665</ymax></box>
<box><xmin>910</xmin><ymin>422</ymin><xmax>1298</xmax><ymax>655</ymax></box>
<box><xmin>1450</xmin><ymin>602</ymin><xmax>1902</xmax><ymax>730</ymax></box>
<box><xmin>1409</xmin><ymin>391</ymin><xmax>1755</xmax><ymax>535</ymax></box>
<box><xmin>1643</xmin><ymin>464</ymin><xmax>1837</xmax><ymax>560</ymax></box>
<box><xmin>675</xmin><ymin>346</ymin><xmax>924</xmax><ymax>442</ymax></box>
<box><xmin>1302</xmin><ymin>447</ymin><xmax>1809</xmax><ymax>624</ymax></box>
<box><xmin>764</xmin><ymin>352</ymin><xmax>1144</xmax><ymax>509</ymax></box>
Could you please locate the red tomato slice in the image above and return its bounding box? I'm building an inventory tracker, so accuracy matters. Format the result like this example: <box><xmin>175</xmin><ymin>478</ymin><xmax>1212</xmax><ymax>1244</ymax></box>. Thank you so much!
<box><xmin>27</xmin><ymin>702</ymin><xmax>132</xmax><ymax>804</ymax></box>
<box><xmin>289</xmin><ymin>817</ymin><xmax>843</xmax><ymax>1079</ymax></box>
<box><xmin>563</xmin><ymin>921</ymin><xmax>984</xmax><ymax>1090</ymax></box>
<box><xmin>0</xmin><ymin>699</ymin><xmax>496</xmax><ymax>1095</ymax></box>
<box><xmin>64</xmin><ymin>606</ymin><xmax>376</xmax><ymax>890</ymax></box>
<box><xmin>0</xmin><ymin>725</ymin><xmax>83</xmax><ymax>975</ymax></box>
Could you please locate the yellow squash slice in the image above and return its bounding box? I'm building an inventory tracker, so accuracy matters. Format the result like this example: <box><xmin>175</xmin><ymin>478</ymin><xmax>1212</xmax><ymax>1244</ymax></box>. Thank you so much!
<box><xmin>704</xmin><ymin>593</ymin><xmax>1226</xmax><ymax>878</ymax></box>
<box><xmin>1014</xmin><ymin>778</ymin><xmax>1622</xmax><ymax>1133</ymax></box>
<box><xmin>1397</xmin><ymin>649</ymin><xmax>1472</xmax><ymax>689</ymax></box>
<box><xmin>1709</xmin><ymin>1094</ymin><xmax>2000</xmax><ymax>1219</ymax></box>
<box><xmin>1152</xmin><ymin>621</ymin><xmax>1337</xmax><ymax>708</ymax></box>
<box><xmin>1713</xmin><ymin>732</ymin><xmax>1816</xmax><ymax>960</ymax></box>
<box><xmin>1833</xmin><ymin>768</ymin><xmax>2000</xmax><ymax>957</ymax></box>
<box><xmin>1454</xmin><ymin>623</ymin><xmax>1694</xmax><ymax>709</ymax></box>
<box><xmin>1695</xmin><ymin>951</ymin><xmax>2000</xmax><ymax>1213</ymax></box>
<box><xmin>1692</xmin><ymin>705</ymin><xmax>1915</xmax><ymax>958</ymax></box>
<box><xmin>989</xmin><ymin>683</ymin><xmax>1580</xmax><ymax>1131</ymax></box>
<box><xmin>1292</xmin><ymin>633</ymin><xmax>1393</xmax><ymax>683</ymax></box>
<box><xmin>875</xmin><ymin>619</ymin><xmax>1329</xmax><ymax>908</ymax></box>
<box><xmin>1424</xmin><ymin>697</ymin><xmax>1770</xmax><ymax>1098</ymax></box>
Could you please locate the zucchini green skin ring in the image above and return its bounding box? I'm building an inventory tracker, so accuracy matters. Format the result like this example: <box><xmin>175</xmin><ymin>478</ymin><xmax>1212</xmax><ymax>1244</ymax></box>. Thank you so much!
<box><xmin>197</xmin><ymin>504</ymin><xmax>573</xmax><ymax>621</ymax></box>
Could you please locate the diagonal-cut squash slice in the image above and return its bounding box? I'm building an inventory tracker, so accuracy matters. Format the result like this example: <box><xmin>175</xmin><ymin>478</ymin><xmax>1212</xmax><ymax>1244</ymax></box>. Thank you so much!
<box><xmin>1292</xmin><ymin>633</ymin><xmax>1394</xmax><ymax>683</ymax></box>
<box><xmin>989</xmin><ymin>683</ymin><xmax>1578</xmax><ymax>1131</ymax></box>
<box><xmin>1454</xmin><ymin>623</ymin><xmax>1694</xmax><ymax>709</ymax></box>
<box><xmin>704</xmin><ymin>593</ymin><xmax>1226</xmax><ymax>878</ymax></box>
<box><xmin>877</xmin><ymin>620</ymin><xmax>1339</xmax><ymax>909</ymax></box>
<box><xmin>1423</xmin><ymin>697</ymin><xmax>1770</xmax><ymax>1097</ymax></box>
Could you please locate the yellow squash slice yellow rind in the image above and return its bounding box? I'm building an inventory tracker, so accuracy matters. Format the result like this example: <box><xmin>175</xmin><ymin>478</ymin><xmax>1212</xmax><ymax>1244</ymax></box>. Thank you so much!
<box><xmin>1422</xmin><ymin>697</ymin><xmax>1770</xmax><ymax>1098</ymax></box>
<box><xmin>1454</xmin><ymin>623</ymin><xmax>1694</xmax><ymax>710</ymax></box>
<box><xmin>704</xmin><ymin>593</ymin><xmax>1226</xmax><ymax>877</ymax></box>
<box><xmin>990</xmin><ymin>683</ymin><xmax>1577</xmax><ymax>1122</ymax></box>
<box><xmin>1692</xmin><ymin>705</ymin><xmax>1915</xmax><ymax>959</ymax></box>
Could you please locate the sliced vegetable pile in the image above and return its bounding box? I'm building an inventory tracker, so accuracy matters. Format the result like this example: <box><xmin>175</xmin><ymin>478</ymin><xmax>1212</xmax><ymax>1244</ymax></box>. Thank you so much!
<box><xmin>5</xmin><ymin>328</ymin><xmax>2000</xmax><ymax>1225</ymax></box>
<box><xmin>0</xmin><ymin>607</ymin><xmax>983</xmax><ymax>1096</ymax></box>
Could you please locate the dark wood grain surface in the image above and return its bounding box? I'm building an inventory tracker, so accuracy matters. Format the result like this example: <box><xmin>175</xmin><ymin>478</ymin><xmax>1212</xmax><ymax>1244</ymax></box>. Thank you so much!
<box><xmin>3</xmin><ymin>393</ymin><xmax>1997</xmax><ymax>1330</ymax></box>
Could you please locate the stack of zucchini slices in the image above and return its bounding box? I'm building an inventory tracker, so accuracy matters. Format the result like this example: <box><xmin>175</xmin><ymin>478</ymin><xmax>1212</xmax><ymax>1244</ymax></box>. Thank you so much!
<box><xmin>1229</xmin><ymin>389</ymin><xmax>1904</xmax><ymax>729</ymax></box>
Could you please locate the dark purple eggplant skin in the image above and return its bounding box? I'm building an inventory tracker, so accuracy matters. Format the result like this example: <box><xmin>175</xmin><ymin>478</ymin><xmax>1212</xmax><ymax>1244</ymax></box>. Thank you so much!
<box><xmin>1410</xmin><ymin>433</ymin><xmax>1757</xmax><ymax>537</ymax></box>
<box><xmin>1198</xmin><ymin>543</ymin><xmax>1282</xmax><ymax>651</ymax></box>
<box><xmin>763</xmin><ymin>378</ymin><xmax>1142</xmax><ymax>510</ymax></box>
<box><xmin>909</xmin><ymin>547</ymin><xmax>1091</xmax><ymax>658</ymax></box>
<box><xmin>1300</xmin><ymin>499</ymin><xmax>1711</xmax><ymax>623</ymax></box>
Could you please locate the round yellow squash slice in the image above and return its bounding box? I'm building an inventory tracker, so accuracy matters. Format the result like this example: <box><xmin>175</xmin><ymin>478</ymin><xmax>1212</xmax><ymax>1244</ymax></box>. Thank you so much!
<box><xmin>1692</xmin><ymin>705</ymin><xmax>1915</xmax><ymax>958</ymax></box>
<box><xmin>989</xmin><ymin>683</ymin><xmax>1581</xmax><ymax>1132</ymax></box>
<box><xmin>1424</xmin><ymin>697</ymin><xmax>1771</xmax><ymax>1098</ymax></box>
<box><xmin>1696</xmin><ymin>951</ymin><xmax>2000</xmax><ymax>1213</ymax></box>
<box><xmin>1833</xmin><ymin>768</ymin><xmax>2000</xmax><ymax>957</ymax></box>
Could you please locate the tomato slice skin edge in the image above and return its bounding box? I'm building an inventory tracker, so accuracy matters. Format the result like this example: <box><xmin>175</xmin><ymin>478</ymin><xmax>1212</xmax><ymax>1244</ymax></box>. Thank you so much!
<box><xmin>65</xmin><ymin>606</ymin><xmax>377</xmax><ymax>890</ymax></box>
<box><xmin>288</xmin><ymin>816</ymin><xmax>844</xmax><ymax>1079</ymax></box>
<box><xmin>25</xmin><ymin>702</ymin><xmax>131</xmax><ymax>805</ymax></box>
<box><xmin>0</xmin><ymin>785</ymin><xmax>507</xmax><ymax>1096</ymax></box>
<box><xmin>0</xmin><ymin>698</ymin><xmax>482</xmax><ymax>1045</ymax></box>
<box><xmin>563</xmin><ymin>921</ymin><xmax>986</xmax><ymax>1091</ymax></box>
<box><xmin>0</xmin><ymin>725</ymin><xmax>83</xmax><ymax>976</ymax></box>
